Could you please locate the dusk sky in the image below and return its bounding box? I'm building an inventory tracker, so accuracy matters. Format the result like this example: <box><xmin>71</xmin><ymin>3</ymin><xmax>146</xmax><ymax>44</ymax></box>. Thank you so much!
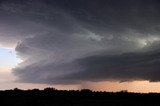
<box><xmin>1</xmin><ymin>0</ymin><xmax>160</xmax><ymax>92</ymax></box>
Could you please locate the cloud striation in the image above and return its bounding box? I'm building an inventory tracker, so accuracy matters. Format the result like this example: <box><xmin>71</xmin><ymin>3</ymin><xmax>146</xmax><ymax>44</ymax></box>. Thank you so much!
<box><xmin>0</xmin><ymin>0</ymin><xmax>160</xmax><ymax>84</ymax></box>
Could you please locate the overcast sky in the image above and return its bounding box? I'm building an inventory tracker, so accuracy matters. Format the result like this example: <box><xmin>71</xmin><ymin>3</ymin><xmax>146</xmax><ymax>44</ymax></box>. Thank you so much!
<box><xmin>1</xmin><ymin>0</ymin><xmax>160</xmax><ymax>91</ymax></box>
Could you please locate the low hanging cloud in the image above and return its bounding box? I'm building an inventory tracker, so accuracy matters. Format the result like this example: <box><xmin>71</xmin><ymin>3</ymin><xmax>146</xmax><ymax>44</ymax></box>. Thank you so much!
<box><xmin>60</xmin><ymin>50</ymin><xmax>160</xmax><ymax>83</ymax></box>
<box><xmin>0</xmin><ymin>0</ymin><xmax>160</xmax><ymax>84</ymax></box>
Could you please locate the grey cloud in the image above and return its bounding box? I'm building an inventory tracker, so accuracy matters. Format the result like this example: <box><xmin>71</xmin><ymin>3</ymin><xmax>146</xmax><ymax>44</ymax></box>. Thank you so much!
<box><xmin>60</xmin><ymin>50</ymin><xmax>160</xmax><ymax>83</ymax></box>
<box><xmin>0</xmin><ymin>0</ymin><xmax>160</xmax><ymax>84</ymax></box>
<box><xmin>13</xmin><ymin>49</ymin><xmax>160</xmax><ymax>84</ymax></box>
<box><xmin>59</xmin><ymin>0</ymin><xmax>160</xmax><ymax>35</ymax></box>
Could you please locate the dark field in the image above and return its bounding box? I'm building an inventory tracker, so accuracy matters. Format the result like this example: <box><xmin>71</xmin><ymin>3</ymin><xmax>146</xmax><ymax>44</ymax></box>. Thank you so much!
<box><xmin>0</xmin><ymin>88</ymin><xmax>160</xmax><ymax>106</ymax></box>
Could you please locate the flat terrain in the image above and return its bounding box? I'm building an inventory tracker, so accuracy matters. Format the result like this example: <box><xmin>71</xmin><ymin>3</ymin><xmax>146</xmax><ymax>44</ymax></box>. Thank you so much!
<box><xmin>0</xmin><ymin>88</ymin><xmax>160</xmax><ymax>106</ymax></box>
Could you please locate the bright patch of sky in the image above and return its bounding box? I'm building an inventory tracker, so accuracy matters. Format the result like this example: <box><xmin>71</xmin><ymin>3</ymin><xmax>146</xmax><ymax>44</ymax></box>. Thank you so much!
<box><xmin>0</xmin><ymin>48</ymin><xmax>22</xmax><ymax>69</ymax></box>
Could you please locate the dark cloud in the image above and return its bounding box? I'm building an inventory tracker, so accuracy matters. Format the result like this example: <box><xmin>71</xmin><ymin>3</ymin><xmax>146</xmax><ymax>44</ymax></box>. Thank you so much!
<box><xmin>13</xmin><ymin>49</ymin><xmax>160</xmax><ymax>84</ymax></box>
<box><xmin>0</xmin><ymin>0</ymin><xmax>160</xmax><ymax>84</ymax></box>
<box><xmin>60</xmin><ymin>50</ymin><xmax>160</xmax><ymax>83</ymax></box>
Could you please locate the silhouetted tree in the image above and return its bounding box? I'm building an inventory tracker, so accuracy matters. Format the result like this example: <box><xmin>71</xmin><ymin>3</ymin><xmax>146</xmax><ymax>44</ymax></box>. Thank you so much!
<box><xmin>0</xmin><ymin>88</ymin><xmax>160</xmax><ymax>106</ymax></box>
<box><xmin>81</xmin><ymin>89</ymin><xmax>92</xmax><ymax>93</ymax></box>
<box><xmin>44</xmin><ymin>87</ymin><xmax>56</xmax><ymax>91</ymax></box>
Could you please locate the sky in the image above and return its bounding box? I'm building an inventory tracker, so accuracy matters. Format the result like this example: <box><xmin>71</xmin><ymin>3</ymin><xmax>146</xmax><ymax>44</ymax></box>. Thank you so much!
<box><xmin>1</xmin><ymin>0</ymin><xmax>160</xmax><ymax>92</ymax></box>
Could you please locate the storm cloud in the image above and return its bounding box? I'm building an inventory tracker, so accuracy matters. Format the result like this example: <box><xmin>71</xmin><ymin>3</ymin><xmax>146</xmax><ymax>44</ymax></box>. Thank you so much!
<box><xmin>1</xmin><ymin>0</ymin><xmax>160</xmax><ymax>84</ymax></box>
